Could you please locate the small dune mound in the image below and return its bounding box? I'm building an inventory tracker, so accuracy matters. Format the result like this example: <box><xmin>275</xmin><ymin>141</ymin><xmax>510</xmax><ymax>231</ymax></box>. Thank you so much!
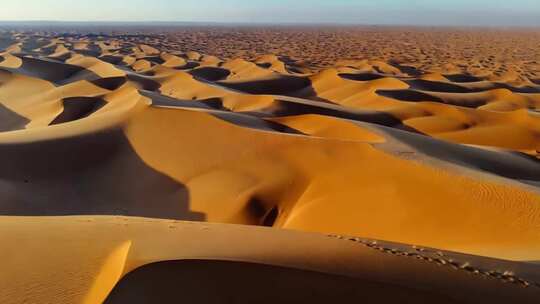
<box><xmin>185</xmin><ymin>51</ymin><xmax>202</xmax><ymax>61</ymax></box>
<box><xmin>199</xmin><ymin>54</ymin><xmax>221</xmax><ymax>66</ymax></box>
<box><xmin>0</xmin><ymin>54</ymin><xmax>22</xmax><ymax>68</ymax></box>
<box><xmin>160</xmin><ymin>53</ymin><xmax>187</xmax><ymax>68</ymax></box>
<box><xmin>138</xmin><ymin>44</ymin><xmax>160</xmax><ymax>56</ymax></box>
<box><xmin>67</xmin><ymin>55</ymin><xmax>126</xmax><ymax>78</ymax></box>
<box><xmin>221</xmin><ymin>58</ymin><xmax>275</xmax><ymax>79</ymax></box>
<box><xmin>131</xmin><ymin>59</ymin><xmax>153</xmax><ymax>72</ymax></box>
<box><xmin>255</xmin><ymin>54</ymin><xmax>289</xmax><ymax>74</ymax></box>
<box><xmin>370</xmin><ymin>60</ymin><xmax>403</xmax><ymax>75</ymax></box>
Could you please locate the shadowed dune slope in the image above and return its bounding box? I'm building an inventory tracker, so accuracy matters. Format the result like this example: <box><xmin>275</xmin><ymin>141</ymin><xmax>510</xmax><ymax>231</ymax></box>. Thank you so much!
<box><xmin>0</xmin><ymin>103</ymin><xmax>30</xmax><ymax>131</ymax></box>
<box><xmin>0</xmin><ymin>128</ymin><xmax>203</xmax><ymax>220</ymax></box>
<box><xmin>50</xmin><ymin>97</ymin><xmax>107</xmax><ymax>125</ymax></box>
<box><xmin>105</xmin><ymin>260</ymin><xmax>459</xmax><ymax>304</ymax></box>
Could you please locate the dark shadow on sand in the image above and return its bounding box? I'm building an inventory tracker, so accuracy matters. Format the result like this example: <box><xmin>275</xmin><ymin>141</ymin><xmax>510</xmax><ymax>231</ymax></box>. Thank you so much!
<box><xmin>142</xmin><ymin>90</ymin><xmax>304</xmax><ymax>135</ymax></box>
<box><xmin>444</xmin><ymin>74</ymin><xmax>481</xmax><ymax>83</ymax></box>
<box><xmin>189</xmin><ymin>67</ymin><xmax>231</xmax><ymax>81</ymax></box>
<box><xmin>373</xmin><ymin>124</ymin><xmax>540</xmax><ymax>187</ymax></box>
<box><xmin>376</xmin><ymin>89</ymin><xmax>445</xmax><ymax>103</ymax></box>
<box><xmin>3</xmin><ymin>55</ymin><xmax>103</xmax><ymax>85</ymax></box>
<box><xmin>217</xmin><ymin>75</ymin><xmax>311</xmax><ymax>96</ymax></box>
<box><xmin>0</xmin><ymin>103</ymin><xmax>30</xmax><ymax>132</ymax></box>
<box><xmin>0</xmin><ymin>128</ymin><xmax>205</xmax><ymax>220</ymax></box>
<box><xmin>49</xmin><ymin>97</ymin><xmax>107</xmax><ymax>125</ymax></box>
<box><xmin>406</xmin><ymin>79</ymin><xmax>473</xmax><ymax>93</ymax></box>
<box><xmin>339</xmin><ymin>73</ymin><xmax>387</xmax><ymax>81</ymax></box>
<box><xmin>105</xmin><ymin>260</ymin><xmax>458</xmax><ymax>304</ymax></box>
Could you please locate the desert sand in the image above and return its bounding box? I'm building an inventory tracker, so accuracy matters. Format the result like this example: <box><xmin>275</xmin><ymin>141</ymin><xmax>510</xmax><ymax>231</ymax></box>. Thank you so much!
<box><xmin>0</xmin><ymin>26</ymin><xmax>540</xmax><ymax>303</ymax></box>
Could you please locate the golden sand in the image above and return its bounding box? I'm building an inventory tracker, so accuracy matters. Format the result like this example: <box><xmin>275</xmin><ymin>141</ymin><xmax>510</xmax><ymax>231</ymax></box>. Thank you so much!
<box><xmin>0</xmin><ymin>28</ymin><xmax>540</xmax><ymax>303</ymax></box>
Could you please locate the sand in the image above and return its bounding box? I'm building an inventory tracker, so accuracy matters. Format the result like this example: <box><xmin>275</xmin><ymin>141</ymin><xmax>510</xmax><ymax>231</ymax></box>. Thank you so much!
<box><xmin>0</xmin><ymin>26</ymin><xmax>539</xmax><ymax>303</ymax></box>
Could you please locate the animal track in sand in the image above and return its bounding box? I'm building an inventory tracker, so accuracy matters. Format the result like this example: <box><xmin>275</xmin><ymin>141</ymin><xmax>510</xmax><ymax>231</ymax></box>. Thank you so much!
<box><xmin>327</xmin><ymin>234</ymin><xmax>539</xmax><ymax>289</ymax></box>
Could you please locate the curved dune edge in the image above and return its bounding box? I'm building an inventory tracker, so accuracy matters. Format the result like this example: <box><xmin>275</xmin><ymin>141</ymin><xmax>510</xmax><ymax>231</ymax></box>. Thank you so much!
<box><xmin>0</xmin><ymin>216</ymin><xmax>539</xmax><ymax>304</ymax></box>
<box><xmin>83</xmin><ymin>241</ymin><xmax>131</xmax><ymax>304</ymax></box>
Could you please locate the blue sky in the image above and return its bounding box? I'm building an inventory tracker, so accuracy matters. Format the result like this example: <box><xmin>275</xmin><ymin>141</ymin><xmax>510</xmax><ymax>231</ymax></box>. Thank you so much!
<box><xmin>1</xmin><ymin>0</ymin><xmax>539</xmax><ymax>26</ymax></box>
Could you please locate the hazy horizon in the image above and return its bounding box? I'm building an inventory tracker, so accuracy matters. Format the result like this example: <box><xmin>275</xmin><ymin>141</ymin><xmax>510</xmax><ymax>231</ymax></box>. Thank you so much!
<box><xmin>0</xmin><ymin>21</ymin><xmax>539</xmax><ymax>29</ymax></box>
<box><xmin>0</xmin><ymin>0</ymin><xmax>539</xmax><ymax>27</ymax></box>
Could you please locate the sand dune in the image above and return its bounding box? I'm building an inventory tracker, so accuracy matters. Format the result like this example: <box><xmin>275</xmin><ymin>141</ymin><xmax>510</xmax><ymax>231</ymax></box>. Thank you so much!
<box><xmin>1</xmin><ymin>216</ymin><xmax>540</xmax><ymax>304</ymax></box>
<box><xmin>0</xmin><ymin>28</ymin><xmax>540</xmax><ymax>303</ymax></box>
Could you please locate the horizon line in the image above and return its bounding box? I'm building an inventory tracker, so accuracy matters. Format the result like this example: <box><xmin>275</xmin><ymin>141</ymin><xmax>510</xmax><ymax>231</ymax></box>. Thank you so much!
<box><xmin>0</xmin><ymin>20</ymin><xmax>539</xmax><ymax>29</ymax></box>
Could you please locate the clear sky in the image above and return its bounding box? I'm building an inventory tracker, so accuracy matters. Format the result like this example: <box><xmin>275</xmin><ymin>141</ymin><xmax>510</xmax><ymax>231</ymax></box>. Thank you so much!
<box><xmin>0</xmin><ymin>0</ymin><xmax>539</xmax><ymax>26</ymax></box>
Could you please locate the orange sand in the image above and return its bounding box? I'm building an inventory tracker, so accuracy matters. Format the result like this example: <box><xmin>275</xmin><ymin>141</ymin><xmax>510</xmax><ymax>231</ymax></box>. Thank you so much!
<box><xmin>0</xmin><ymin>28</ymin><xmax>539</xmax><ymax>303</ymax></box>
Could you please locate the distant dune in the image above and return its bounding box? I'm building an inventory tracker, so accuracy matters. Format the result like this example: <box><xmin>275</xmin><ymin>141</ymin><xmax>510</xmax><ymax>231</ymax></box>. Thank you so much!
<box><xmin>0</xmin><ymin>28</ymin><xmax>540</xmax><ymax>303</ymax></box>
